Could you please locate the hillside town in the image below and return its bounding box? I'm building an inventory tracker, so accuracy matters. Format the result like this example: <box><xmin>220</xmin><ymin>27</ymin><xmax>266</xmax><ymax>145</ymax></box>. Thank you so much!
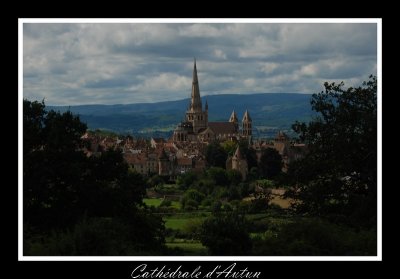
<box><xmin>81</xmin><ymin>61</ymin><xmax>306</xmax><ymax>180</ymax></box>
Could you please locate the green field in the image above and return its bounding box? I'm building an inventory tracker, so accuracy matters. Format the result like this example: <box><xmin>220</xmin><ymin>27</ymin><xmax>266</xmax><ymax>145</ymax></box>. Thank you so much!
<box><xmin>143</xmin><ymin>198</ymin><xmax>181</xmax><ymax>209</ymax></box>
<box><xmin>166</xmin><ymin>242</ymin><xmax>208</xmax><ymax>256</ymax></box>
<box><xmin>169</xmin><ymin>201</ymin><xmax>181</xmax><ymax>209</ymax></box>
<box><xmin>164</xmin><ymin>216</ymin><xmax>207</xmax><ymax>230</ymax></box>
<box><xmin>143</xmin><ymin>198</ymin><xmax>163</xmax><ymax>207</ymax></box>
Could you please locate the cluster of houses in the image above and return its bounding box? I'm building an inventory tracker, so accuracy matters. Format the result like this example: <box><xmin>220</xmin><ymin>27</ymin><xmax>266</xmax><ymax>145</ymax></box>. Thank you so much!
<box><xmin>81</xmin><ymin>130</ymin><xmax>306</xmax><ymax>180</ymax></box>
<box><xmin>82</xmin><ymin>133</ymin><xmax>208</xmax><ymax>178</ymax></box>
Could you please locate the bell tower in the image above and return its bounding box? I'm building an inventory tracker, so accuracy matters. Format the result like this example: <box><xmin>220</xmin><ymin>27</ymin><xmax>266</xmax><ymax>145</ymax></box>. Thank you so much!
<box><xmin>229</xmin><ymin>110</ymin><xmax>239</xmax><ymax>133</ymax></box>
<box><xmin>242</xmin><ymin>110</ymin><xmax>252</xmax><ymax>137</ymax></box>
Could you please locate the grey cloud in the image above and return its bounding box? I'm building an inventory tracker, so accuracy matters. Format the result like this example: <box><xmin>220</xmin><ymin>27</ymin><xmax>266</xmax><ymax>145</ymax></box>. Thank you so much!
<box><xmin>23</xmin><ymin>22</ymin><xmax>377</xmax><ymax>105</ymax></box>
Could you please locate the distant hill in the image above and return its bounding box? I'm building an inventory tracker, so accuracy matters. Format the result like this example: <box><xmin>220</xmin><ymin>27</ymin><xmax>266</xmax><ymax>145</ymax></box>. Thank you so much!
<box><xmin>48</xmin><ymin>93</ymin><xmax>314</xmax><ymax>138</ymax></box>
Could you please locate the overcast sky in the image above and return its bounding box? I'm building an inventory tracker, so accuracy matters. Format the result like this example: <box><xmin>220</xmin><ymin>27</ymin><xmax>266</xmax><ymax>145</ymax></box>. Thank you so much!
<box><xmin>23</xmin><ymin>22</ymin><xmax>377</xmax><ymax>106</ymax></box>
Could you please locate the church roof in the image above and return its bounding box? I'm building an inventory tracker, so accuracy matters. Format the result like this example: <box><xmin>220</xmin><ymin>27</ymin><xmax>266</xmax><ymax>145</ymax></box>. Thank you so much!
<box><xmin>123</xmin><ymin>153</ymin><xmax>147</xmax><ymax>165</ymax></box>
<box><xmin>208</xmin><ymin>122</ymin><xmax>237</xmax><ymax>135</ymax></box>
<box><xmin>229</xmin><ymin>110</ymin><xmax>238</xmax><ymax>122</ymax></box>
<box><xmin>198</xmin><ymin>126</ymin><xmax>215</xmax><ymax>134</ymax></box>
<box><xmin>242</xmin><ymin>110</ymin><xmax>252</xmax><ymax>122</ymax></box>
<box><xmin>275</xmin><ymin>131</ymin><xmax>289</xmax><ymax>141</ymax></box>
<box><xmin>233</xmin><ymin>146</ymin><xmax>243</xmax><ymax>159</ymax></box>
<box><xmin>177</xmin><ymin>157</ymin><xmax>192</xmax><ymax>166</ymax></box>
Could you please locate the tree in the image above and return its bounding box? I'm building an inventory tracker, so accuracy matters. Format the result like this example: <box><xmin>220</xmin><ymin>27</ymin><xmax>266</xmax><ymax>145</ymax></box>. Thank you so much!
<box><xmin>24</xmin><ymin>100</ymin><xmax>88</xmax><ymax>229</ymax></box>
<box><xmin>287</xmin><ymin>76</ymin><xmax>377</xmax><ymax>228</ymax></box>
<box><xmin>252</xmin><ymin>218</ymin><xmax>376</xmax><ymax>256</ymax></box>
<box><xmin>238</xmin><ymin>139</ymin><xmax>258</xmax><ymax>170</ymax></box>
<box><xmin>206</xmin><ymin>141</ymin><xmax>228</xmax><ymax>168</ymax></box>
<box><xmin>221</xmin><ymin>140</ymin><xmax>237</xmax><ymax>156</ymax></box>
<box><xmin>23</xmin><ymin>99</ymin><xmax>166</xmax><ymax>255</ymax></box>
<box><xmin>207</xmin><ymin>167</ymin><xmax>229</xmax><ymax>186</ymax></box>
<box><xmin>176</xmin><ymin>171</ymin><xmax>197</xmax><ymax>190</ymax></box>
<box><xmin>23</xmin><ymin>99</ymin><xmax>45</xmax><ymax>156</ymax></box>
<box><xmin>259</xmin><ymin>148</ymin><xmax>283</xmax><ymax>179</ymax></box>
<box><xmin>200</xmin><ymin>212</ymin><xmax>252</xmax><ymax>255</ymax></box>
<box><xmin>227</xmin><ymin>169</ymin><xmax>242</xmax><ymax>186</ymax></box>
<box><xmin>147</xmin><ymin>174</ymin><xmax>165</xmax><ymax>188</ymax></box>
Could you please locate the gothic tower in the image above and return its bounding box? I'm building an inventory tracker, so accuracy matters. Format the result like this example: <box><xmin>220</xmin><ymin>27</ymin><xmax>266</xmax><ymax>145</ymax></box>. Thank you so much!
<box><xmin>229</xmin><ymin>110</ymin><xmax>239</xmax><ymax>133</ymax></box>
<box><xmin>158</xmin><ymin>148</ymin><xmax>170</xmax><ymax>176</ymax></box>
<box><xmin>186</xmin><ymin>59</ymin><xmax>208</xmax><ymax>133</ymax></box>
<box><xmin>231</xmin><ymin>146</ymin><xmax>248</xmax><ymax>181</ymax></box>
<box><xmin>242</xmin><ymin>110</ymin><xmax>252</xmax><ymax>137</ymax></box>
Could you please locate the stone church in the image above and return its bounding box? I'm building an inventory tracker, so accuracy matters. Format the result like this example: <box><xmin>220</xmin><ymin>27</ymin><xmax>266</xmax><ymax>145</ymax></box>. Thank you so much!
<box><xmin>173</xmin><ymin>60</ymin><xmax>252</xmax><ymax>143</ymax></box>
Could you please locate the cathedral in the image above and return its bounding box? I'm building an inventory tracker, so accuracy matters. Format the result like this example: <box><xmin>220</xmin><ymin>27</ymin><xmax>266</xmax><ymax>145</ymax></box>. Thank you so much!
<box><xmin>173</xmin><ymin>60</ymin><xmax>252</xmax><ymax>143</ymax></box>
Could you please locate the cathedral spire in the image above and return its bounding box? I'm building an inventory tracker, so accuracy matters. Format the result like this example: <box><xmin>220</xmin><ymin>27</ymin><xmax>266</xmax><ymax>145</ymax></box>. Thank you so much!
<box><xmin>242</xmin><ymin>109</ymin><xmax>252</xmax><ymax>137</ymax></box>
<box><xmin>229</xmin><ymin>109</ymin><xmax>239</xmax><ymax>133</ymax></box>
<box><xmin>193</xmin><ymin>58</ymin><xmax>198</xmax><ymax>83</ymax></box>
<box><xmin>242</xmin><ymin>110</ymin><xmax>252</xmax><ymax>122</ymax></box>
<box><xmin>229</xmin><ymin>109</ymin><xmax>238</xmax><ymax>123</ymax></box>
<box><xmin>190</xmin><ymin>58</ymin><xmax>202</xmax><ymax>111</ymax></box>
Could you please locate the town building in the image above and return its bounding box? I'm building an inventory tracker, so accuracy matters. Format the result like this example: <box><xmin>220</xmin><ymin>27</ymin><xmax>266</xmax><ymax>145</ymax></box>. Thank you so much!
<box><xmin>226</xmin><ymin>146</ymin><xmax>248</xmax><ymax>181</ymax></box>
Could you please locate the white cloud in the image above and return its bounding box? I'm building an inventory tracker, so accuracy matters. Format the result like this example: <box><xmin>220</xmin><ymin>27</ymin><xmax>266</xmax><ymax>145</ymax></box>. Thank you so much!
<box><xmin>299</xmin><ymin>64</ymin><xmax>318</xmax><ymax>76</ymax></box>
<box><xmin>178</xmin><ymin>24</ymin><xmax>221</xmax><ymax>37</ymax></box>
<box><xmin>260</xmin><ymin>62</ymin><xmax>279</xmax><ymax>74</ymax></box>
<box><xmin>130</xmin><ymin>73</ymin><xmax>191</xmax><ymax>92</ymax></box>
<box><xmin>214</xmin><ymin>49</ymin><xmax>227</xmax><ymax>60</ymax></box>
<box><xmin>244</xmin><ymin>78</ymin><xmax>256</xmax><ymax>87</ymax></box>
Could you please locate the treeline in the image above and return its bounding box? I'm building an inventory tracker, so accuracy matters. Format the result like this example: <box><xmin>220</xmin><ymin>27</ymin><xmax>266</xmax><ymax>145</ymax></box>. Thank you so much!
<box><xmin>181</xmin><ymin>76</ymin><xmax>378</xmax><ymax>256</ymax></box>
<box><xmin>23</xmin><ymin>100</ymin><xmax>166</xmax><ymax>255</ymax></box>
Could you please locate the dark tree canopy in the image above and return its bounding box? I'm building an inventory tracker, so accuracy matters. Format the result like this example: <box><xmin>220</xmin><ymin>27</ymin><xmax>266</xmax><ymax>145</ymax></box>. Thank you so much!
<box><xmin>24</xmin><ymin>100</ymin><xmax>88</xmax><ymax>228</ymax></box>
<box><xmin>23</xmin><ymin>99</ymin><xmax>165</xmax><ymax>255</ymax></box>
<box><xmin>238</xmin><ymin>140</ymin><xmax>258</xmax><ymax>170</ymax></box>
<box><xmin>259</xmin><ymin>147</ymin><xmax>283</xmax><ymax>179</ymax></box>
<box><xmin>287</xmin><ymin>76</ymin><xmax>377</xmax><ymax>228</ymax></box>
<box><xmin>206</xmin><ymin>141</ymin><xmax>228</xmax><ymax>168</ymax></box>
<box><xmin>207</xmin><ymin>167</ymin><xmax>229</xmax><ymax>187</ymax></box>
<box><xmin>200</xmin><ymin>212</ymin><xmax>252</xmax><ymax>255</ymax></box>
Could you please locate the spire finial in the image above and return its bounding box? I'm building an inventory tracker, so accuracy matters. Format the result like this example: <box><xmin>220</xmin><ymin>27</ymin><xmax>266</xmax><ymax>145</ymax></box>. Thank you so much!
<box><xmin>189</xmin><ymin>59</ymin><xmax>202</xmax><ymax>111</ymax></box>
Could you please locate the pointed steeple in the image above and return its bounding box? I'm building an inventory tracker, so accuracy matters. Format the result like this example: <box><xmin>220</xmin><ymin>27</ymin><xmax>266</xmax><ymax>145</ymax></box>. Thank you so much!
<box><xmin>233</xmin><ymin>146</ymin><xmax>242</xmax><ymax>160</ymax></box>
<box><xmin>229</xmin><ymin>109</ymin><xmax>239</xmax><ymax>133</ymax></box>
<box><xmin>190</xmin><ymin>58</ymin><xmax>202</xmax><ymax>111</ymax></box>
<box><xmin>242</xmin><ymin>109</ymin><xmax>252</xmax><ymax>137</ymax></box>
<box><xmin>229</xmin><ymin>110</ymin><xmax>238</xmax><ymax>123</ymax></box>
<box><xmin>193</xmin><ymin>58</ymin><xmax>198</xmax><ymax>83</ymax></box>
<box><xmin>242</xmin><ymin>110</ymin><xmax>252</xmax><ymax>122</ymax></box>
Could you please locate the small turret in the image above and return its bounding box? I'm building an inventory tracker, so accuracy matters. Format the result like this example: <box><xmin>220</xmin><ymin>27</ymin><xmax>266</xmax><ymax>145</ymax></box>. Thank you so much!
<box><xmin>229</xmin><ymin>109</ymin><xmax>239</xmax><ymax>132</ymax></box>
<box><xmin>242</xmin><ymin>110</ymin><xmax>252</xmax><ymax>137</ymax></box>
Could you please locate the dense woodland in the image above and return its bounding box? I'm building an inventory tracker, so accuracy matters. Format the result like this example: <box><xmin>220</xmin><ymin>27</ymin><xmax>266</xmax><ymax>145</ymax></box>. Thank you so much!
<box><xmin>23</xmin><ymin>76</ymin><xmax>377</xmax><ymax>256</ymax></box>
